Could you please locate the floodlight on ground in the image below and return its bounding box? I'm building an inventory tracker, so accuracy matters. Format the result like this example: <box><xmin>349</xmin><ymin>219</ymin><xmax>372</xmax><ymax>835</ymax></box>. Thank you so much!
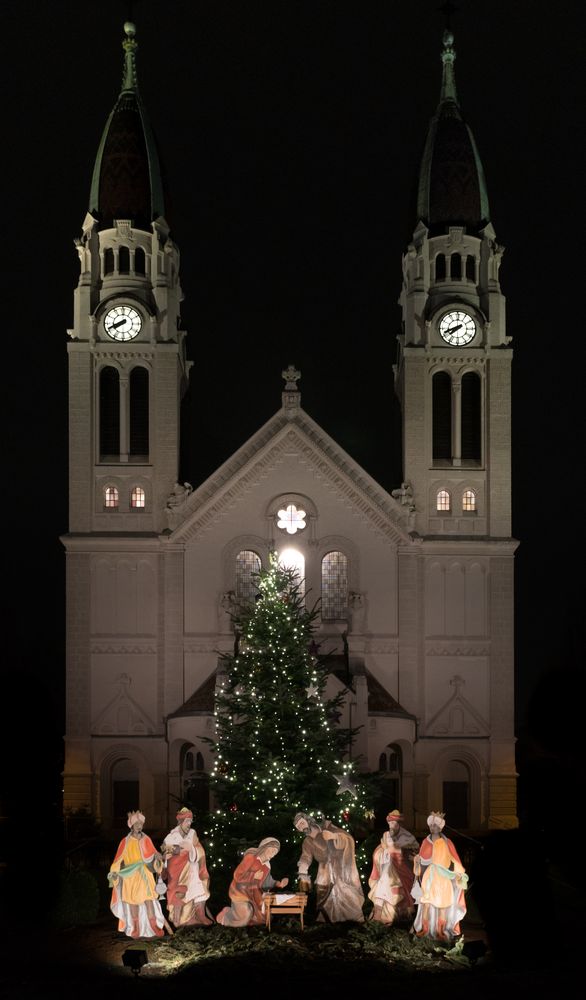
<box><xmin>122</xmin><ymin>945</ymin><xmax>148</xmax><ymax>975</ymax></box>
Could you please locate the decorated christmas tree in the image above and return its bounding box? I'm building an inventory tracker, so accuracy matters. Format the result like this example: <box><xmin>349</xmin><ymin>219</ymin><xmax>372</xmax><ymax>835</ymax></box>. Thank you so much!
<box><xmin>205</xmin><ymin>551</ymin><xmax>374</xmax><ymax>877</ymax></box>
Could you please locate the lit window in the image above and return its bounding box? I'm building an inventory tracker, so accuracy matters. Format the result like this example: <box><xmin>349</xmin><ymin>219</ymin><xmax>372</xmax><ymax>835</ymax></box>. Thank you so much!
<box><xmin>236</xmin><ymin>550</ymin><xmax>261</xmax><ymax>602</ymax></box>
<box><xmin>277</xmin><ymin>503</ymin><xmax>306</xmax><ymax>535</ymax></box>
<box><xmin>463</xmin><ymin>489</ymin><xmax>476</xmax><ymax>512</ymax></box>
<box><xmin>321</xmin><ymin>551</ymin><xmax>348</xmax><ymax>620</ymax></box>
<box><xmin>131</xmin><ymin>486</ymin><xmax>145</xmax><ymax>508</ymax></box>
<box><xmin>104</xmin><ymin>486</ymin><xmax>119</xmax><ymax>509</ymax></box>
<box><xmin>437</xmin><ymin>490</ymin><xmax>450</xmax><ymax>512</ymax></box>
<box><xmin>277</xmin><ymin>547</ymin><xmax>306</xmax><ymax>600</ymax></box>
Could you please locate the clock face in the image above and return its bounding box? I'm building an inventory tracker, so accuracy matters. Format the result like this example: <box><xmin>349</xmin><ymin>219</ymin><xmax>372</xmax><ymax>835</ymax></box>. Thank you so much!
<box><xmin>103</xmin><ymin>305</ymin><xmax>143</xmax><ymax>342</ymax></box>
<box><xmin>438</xmin><ymin>310</ymin><xmax>476</xmax><ymax>346</ymax></box>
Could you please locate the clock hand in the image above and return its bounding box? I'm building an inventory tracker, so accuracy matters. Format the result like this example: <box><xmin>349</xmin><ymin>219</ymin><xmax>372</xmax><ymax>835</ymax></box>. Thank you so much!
<box><xmin>111</xmin><ymin>317</ymin><xmax>128</xmax><ymax>329</ymax></box>
<box><xmin>448</xmin><ymin>323</ymin><xmax>462</xmax><ymax>333</ymax></box>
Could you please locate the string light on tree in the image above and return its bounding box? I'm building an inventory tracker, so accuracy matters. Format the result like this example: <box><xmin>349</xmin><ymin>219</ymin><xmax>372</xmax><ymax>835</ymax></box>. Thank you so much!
<box><xmin>204</xmin><ymin>550</ymin><xmax>374</xmax><ymax>873</ymax></box>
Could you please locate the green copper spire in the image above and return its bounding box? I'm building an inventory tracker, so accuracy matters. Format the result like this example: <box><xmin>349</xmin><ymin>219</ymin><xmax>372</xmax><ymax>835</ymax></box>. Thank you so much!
<box><xmin>415</xmin><ymin>28</ymin><xmax>490</xmax><ymax>232</ymax></box>
<box><xmin>88</xmin><ymin>22</ymin><xmax>167</xmax><ymax>229</ymax></box>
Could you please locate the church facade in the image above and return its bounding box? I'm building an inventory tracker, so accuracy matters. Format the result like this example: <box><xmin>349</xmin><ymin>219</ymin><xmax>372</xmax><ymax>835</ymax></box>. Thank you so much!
<box><xmin>62</xmin><ymin>22</ymin><xmax>518</xmax><ymax>834</ymax></box>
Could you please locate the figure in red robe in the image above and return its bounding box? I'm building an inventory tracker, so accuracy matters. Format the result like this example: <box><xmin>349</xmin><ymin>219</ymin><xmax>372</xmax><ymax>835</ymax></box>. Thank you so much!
<box><xmin>368</xmin><ymin>809</ymin><xmax>419</xmax><ymax>924</ymax></box>
<box><xmin>216</xmin><ymin>837</ymin><xmax>288</xmax><ymax>926</ymax></box>
<box><xmin>161</xmin><ymin>807</ymin><xmax>213</xmax><ymax>927</ymax></box>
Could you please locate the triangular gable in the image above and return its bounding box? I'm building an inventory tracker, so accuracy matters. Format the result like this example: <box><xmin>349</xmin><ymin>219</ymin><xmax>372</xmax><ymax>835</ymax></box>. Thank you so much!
<box><xmin>167</xmin><ymin>406</ymin><xmax>413</xmax><ymax>546</ymax></box>
<box><xmin>92</xmin><ymin>673</ymin><xmax>156</xmax><ymax>735</ymax></box>
<box><xmin>426</xmin><ymin>675</ymin><xmax>489</xmax><ymax>737</ymax></box>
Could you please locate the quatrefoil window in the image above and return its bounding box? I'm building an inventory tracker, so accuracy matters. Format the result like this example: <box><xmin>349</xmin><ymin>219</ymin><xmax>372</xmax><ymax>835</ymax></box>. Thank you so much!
<box><xmin>276</xmin><ymin>503</ymin><xmax>307</xmax><ymax>535</ymax></box>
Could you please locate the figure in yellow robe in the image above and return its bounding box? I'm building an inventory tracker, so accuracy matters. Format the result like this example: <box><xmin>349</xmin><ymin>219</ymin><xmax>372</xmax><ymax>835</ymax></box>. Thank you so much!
<box><xmin>108</xmin><ymin>810</ymin><xmax>165</xmax><ymax>938</ymax></box>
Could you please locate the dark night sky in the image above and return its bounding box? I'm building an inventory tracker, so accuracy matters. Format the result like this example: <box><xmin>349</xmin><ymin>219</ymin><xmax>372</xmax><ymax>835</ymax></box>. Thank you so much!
<box><xmin>2</xmin><ymin>0</ymin><xmax>583</xmax><ymax>806</ymax></box>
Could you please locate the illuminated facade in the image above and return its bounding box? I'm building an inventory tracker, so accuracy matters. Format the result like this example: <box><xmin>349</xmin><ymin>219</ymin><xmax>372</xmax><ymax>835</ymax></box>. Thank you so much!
<box><xmin>62</xmin><ymin>23</ymin><xmax>517</xmax><ymax>833</ymax></box>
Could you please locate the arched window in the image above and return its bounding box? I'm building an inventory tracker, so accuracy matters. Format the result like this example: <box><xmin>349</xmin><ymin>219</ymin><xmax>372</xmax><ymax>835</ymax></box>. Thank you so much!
<box><xmin>435</xmin><ymin>253</ymin><xmax>446</xmax><ymax>281</ymax></box>
<box><xmin>181</xmin><ymin>744</ymin><xmax>209</xmax><ymax>813</ymax></box>
<box><xmin>104</xmin><ymin>486</ymin><xmax>119</xmax><ymax>509</ymax></box>
<box><xmin>131</xmin><ymin>486</ymin><xmax>145</xmax><ymax>508</ymax></box>
<box><xmin>321</xmin><ymin>551</ymin><xmax>348</xmax><ymax>620</ymax></box>
<box><xmin>135</xmin><ymin>247</ymin><xmax>146</xmax><ymax>275</ymax></box>
<box><xmin>378</xmin><ymin>753</ymin><xmax>387</xmax><ymax>772</ymax></box>
<box><xmin>462</xmin><ymin>489</ymin><xmax>476</xmax><ymax>512</ymax></box>
<box><xmin>99</xmin><ymin>366</ymin><xmax>120</xmax><ymax>460</ymax></box>
<box><xmin>432</xmin><ymin>371</ymin><xmax>451</xmax><ymax>462</ymax></box>
<box><xmin>451</xmin><ymin>253</ymin><xmax>462</xmax><ymax>279</ymax></box>
<box><xmin>236</xmin><ymin>550</ymin><xmax>261</xmax><ymax>602</ymax></box>
<box><xmin>118</xmin><ymin>246</ymin><xmax>130</xmax><ymax>274</ymax></box>
<box><xmin>466</xmin><ymin>255</ymin><xmax>476</xmax><ymax>281</ymax></box>
<box><xmin>461</xmin><ymin>372</ymin><xmax>481</xmax><ymax>462</ymax></box>
<box><xmin>104</xmin><ymin>248</ymin><xmax>114</xmax><ymax>275</ymax></box>
<box><xmin>436</xmin><ymin>489</ymin><xmax>451</xmax><ymax>512</ymax></box>
<box><xmin>129</xmin><ymin>367</ymin><xmax>149</xmax><ymax>459</ymax></box>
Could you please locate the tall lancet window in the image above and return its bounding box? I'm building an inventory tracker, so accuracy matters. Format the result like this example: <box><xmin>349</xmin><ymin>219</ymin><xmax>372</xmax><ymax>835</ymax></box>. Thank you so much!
<box><xmin>118</xmin><ymin>246</ymin><xmax>130</xmax><ymax>273</ymax></box>
<box><xmin>435</xmin><ymin>254</ymin><xmax>446</xmax><ymax>281</ymax></box>
<box><xmin>129</xmin><ymin>367</ymin><xmax>149</xmax><ymax>460</ymax></box>
<box><xmin>321</xmin><ymin>551</ymin><xmax>348</xmax><ymax>620</ymax></box>
<box><xmin>451</xmin><ymin>253</ymin><xmax>462</xmax><ymax>279</ymax></box>
<box><xmin>99</xmin><ymin>366</ymin><xmax>120</xmax><ymax>460</ymax></box>
<box><xmin>135</xmin><ymin>247</ymin><xmax>146</xmax><ymax>275</ymax></box>
<box><xmin>461</xmin><ymin>372</ymin><xmax>481</xmax><ymax>462</ymax></box>
<box><xmin>432</xmin><ymin>371</ymin><xmax>452</xmax><ymax>462</ymax></box>
<box><xmin>236</xmin><ymin>550</ymin><xmax>261</xmax><ymax>603</ymax></box>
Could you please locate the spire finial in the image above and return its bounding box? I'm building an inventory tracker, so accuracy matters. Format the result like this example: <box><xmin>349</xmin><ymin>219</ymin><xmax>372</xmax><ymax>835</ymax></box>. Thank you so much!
<box><xmin>439</xmin><ymin>16</ymin><xmax>458</xmax><ymax>105</ymax></box>
<box><xmin>121</xmin><ymin>21</ymin><xmax>138</xmax><ymax>94</ymax></box>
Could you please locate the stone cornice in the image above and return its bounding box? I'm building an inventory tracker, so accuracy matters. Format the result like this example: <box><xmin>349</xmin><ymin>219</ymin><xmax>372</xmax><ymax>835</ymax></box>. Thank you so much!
<box><xmin>365</xmin><ymin>639</ymin><xmax>400</xmax><ymax>655</ymax></box>
<box><xmin>90</xmin><ymin>642</ymin><xmax>157</xmax><ymax>654</ymax></box>
<box><xmin>184</xmin><ymin>641</ymin><xmax>221</xmax><ymax>654</ymax></box>
<box><xmin>61</xmin><ymin>533</ymin><xmax>161</xmax><ymax>553</ymax></box>
<box><xmin>425</xmin><ymin>641</ymin><xmax>490</xmax><ymax>656</ymax></box>
<box><xmin>410</xmin><ymin>538</ymin><xmax>519</xmax><ymax>555</ymax></box>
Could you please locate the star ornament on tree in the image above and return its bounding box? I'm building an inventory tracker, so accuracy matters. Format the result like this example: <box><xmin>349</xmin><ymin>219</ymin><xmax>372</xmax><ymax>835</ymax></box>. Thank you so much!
<box><xmin>334</xmin><ymin>773</ymin><xmax>358</xmax><ymax>798</ymax></box>
<box><xmin>305</xmin><ymin>684</ymin><xmax>319</xmax><ymax>699</ymax></box>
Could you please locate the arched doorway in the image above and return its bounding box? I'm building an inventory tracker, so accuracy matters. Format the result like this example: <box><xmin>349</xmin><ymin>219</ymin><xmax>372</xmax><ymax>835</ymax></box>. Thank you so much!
<box><xmin>111</xmin><ymin>757</ymin><xmax>139</xmax><ymax>826</ymax></box>
<box><xmin>442</xmin><ymin>759</ymin><xmax>470</xmax><ymax>829</ymax></box>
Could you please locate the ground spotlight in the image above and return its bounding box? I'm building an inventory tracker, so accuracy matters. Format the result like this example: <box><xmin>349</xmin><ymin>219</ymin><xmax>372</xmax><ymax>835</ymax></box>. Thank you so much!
<box><xmin>122</xmin><ymin>945</ymin><xmax>149</xmax><ymax>975</ymax></box>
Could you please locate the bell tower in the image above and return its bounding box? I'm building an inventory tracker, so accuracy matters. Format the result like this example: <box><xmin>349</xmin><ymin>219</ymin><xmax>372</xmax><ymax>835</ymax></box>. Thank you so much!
<box><xmin>395</xmin><ymin>28</ymin><xmax>511</xmax><ymax>538</ymax></box>
<box><xmin>394</xmin><ymin>28</ymin><xmax>518</xmax><ymax>829</ymax></box>
<box><xmin>62</xmin><ymin>22</ymin><xmax>192</xmax><ymax>818</ymax></box>
<box><xmin>67</xmin><ymin>21</ymin><xmax>191</xmax><ymax>536</ymax></box>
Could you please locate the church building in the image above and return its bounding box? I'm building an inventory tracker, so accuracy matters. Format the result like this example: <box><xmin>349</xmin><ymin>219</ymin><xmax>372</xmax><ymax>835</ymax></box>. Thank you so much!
<box><xmin>62</xmin><ymin>21</ymin><xmax>518</xmax><ymax>834</ymax></box>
